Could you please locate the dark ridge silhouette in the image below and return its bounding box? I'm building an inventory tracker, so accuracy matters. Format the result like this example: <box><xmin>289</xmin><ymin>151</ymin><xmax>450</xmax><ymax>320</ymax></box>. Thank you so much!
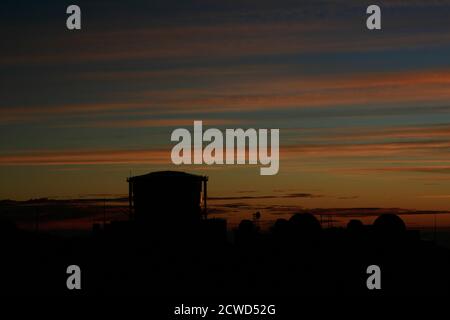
<box><xmin>0</xmin><ymin>170</ymin><xmax>449</xmax><ymax>296</ymax></box>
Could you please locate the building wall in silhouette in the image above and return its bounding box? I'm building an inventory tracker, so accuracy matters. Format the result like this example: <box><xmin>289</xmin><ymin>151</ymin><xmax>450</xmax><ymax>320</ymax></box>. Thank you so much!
<box><xmin>127</xmin><ymin>171</ymin><xmax>208</xmax><ymax>226</ymax></box>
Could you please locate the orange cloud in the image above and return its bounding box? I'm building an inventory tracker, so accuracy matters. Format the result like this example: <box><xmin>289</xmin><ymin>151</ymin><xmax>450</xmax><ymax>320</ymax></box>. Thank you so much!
<box><xmin>135</xmin><ymin>69</ymin><xmax>450</xmax><ymax>113</ymax></box>
<box><xmin>60</xmin><ymin>118</ymin><xmax>248</xmax><ymax>129</ymax></box>
<box><xmin>0</xmin><ymin>149</ymin><xmax>169</xmax><ymax>166</ymax></box>
<box><xmin>371</xmin><ymin>166</ymin><xmax>450</xmax><ymax>173</ymax></box>
<box><xmin>2</xmin><ymin>138</ymin><xmax>448</xmax><ymax>167</ymax></box>
<box><xmin>2</xmin><ymin>69</ymin><xmax>450</xmax><ymax>125</ymax></box>
<box><xmin>0</xmin><ymin>103</ymin><xmax>149</xmax><ymax>124</ymax></box>
<box><xmin>288</xmin><ymin>125</ymin><xmax>450</xmax><ymax>142</ymax></box>
<box><xmin>280</xmin><ymin>141</ymin><xmax>450</xmax><ymax>159</ymax></box>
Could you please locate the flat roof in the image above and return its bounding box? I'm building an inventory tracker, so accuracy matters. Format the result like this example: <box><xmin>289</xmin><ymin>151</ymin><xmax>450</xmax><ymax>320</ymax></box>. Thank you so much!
<box><xmin>127</xmin><ymin>171</ymin><xmax>208</xmax><ymax>182</ymax></box>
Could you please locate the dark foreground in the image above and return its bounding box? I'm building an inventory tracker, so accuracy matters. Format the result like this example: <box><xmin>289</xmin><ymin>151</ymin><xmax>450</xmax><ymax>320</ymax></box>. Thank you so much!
<box><xmin>1</xmin><ymin>213</ymin><xmax>449</xmax><ymax>296</ymax></box>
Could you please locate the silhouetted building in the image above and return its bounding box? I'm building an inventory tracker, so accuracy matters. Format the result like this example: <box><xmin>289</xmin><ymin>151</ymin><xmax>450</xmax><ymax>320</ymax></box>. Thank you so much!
<box><xmin>127</xmin><ymin>171</ymin><xmax>208</xmax><ymax>227</ymax></box>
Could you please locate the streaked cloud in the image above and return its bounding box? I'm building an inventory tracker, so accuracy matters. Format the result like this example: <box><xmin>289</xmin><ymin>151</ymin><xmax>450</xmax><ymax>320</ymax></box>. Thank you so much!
<box><xmin>209</xmin><ymin>193</ymin><xmax>320</xmax><ymax>200</ymax></box>
<box><xmin>281</xmin><ymin>141</ymin><xmax>450</xmax><ymax>158</ymax></box>
<box><xmin>4</xmin><ymin>19</ymin><xmax>450</xmax><ymax>66</ymax></box>
<box><xmin>0</xmin><ymin>149</ymin><xmax>169</xmax><ymax>166</ymax></box>
<box><xmin>2</xmin><ymin>69</ymin><xmax>450</xmax><ymax>126</ymax></box>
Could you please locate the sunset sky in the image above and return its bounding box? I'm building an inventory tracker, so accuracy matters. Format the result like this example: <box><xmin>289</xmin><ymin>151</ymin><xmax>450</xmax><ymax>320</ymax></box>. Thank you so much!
<box><xmin>1</xmin><ymin>0</ymin><xmax>450</xmax><ymax>217</ymax></box>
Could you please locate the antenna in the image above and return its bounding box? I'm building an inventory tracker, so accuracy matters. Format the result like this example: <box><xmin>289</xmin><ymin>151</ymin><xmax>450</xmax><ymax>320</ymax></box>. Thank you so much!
<box><xmin>253</xmin><ymin>211</ymin><xmax>261</xmax><ymax>229</ymax></box>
